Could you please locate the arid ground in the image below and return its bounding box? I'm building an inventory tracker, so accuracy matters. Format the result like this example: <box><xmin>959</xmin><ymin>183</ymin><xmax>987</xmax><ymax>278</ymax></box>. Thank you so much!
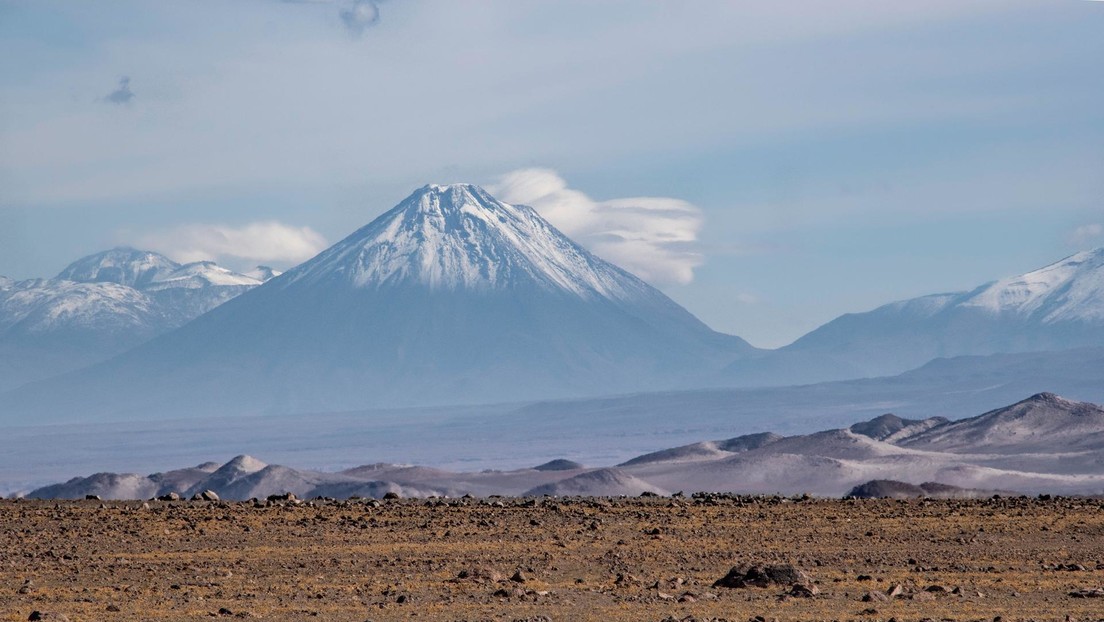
<box><xmin>3</xmin><ymin>495</ymin><xmax>1103</xmax><ymax>621</ymax></box>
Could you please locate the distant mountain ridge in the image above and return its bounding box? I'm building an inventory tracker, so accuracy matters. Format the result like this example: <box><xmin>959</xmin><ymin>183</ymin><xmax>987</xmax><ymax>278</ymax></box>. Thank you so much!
<box><xmin>0</xmin><ymin>248</ymin><xmax>274</xmax><ymax>391</ymax></box>
<box><xmin>3</xmin><ymin>184</ymin><xmax>752</xmax><ymax>419</ymax></box>
<box><xmin>727</xmin><ymin>248</ymin><xmax>1104</xmax><ymax>386</ymax></box>
<box><xmin>24</xmin><ymin>393</ymin><xmax>1104</xmax><ymax>500</ymax></box>
<box><xmin>5</xmin><ymin>186</ymin><xmax>1104</xmax><ymax>418</ymax></box>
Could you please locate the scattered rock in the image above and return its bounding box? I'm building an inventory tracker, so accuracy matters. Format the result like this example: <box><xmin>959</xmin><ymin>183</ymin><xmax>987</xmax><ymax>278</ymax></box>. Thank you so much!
<box><xmin>27</xmin><ymin>613</ymin><xmax>69</xmax><ymax>622</ymax></box>
<box><xmin>192</xmin><ymin>490</ymin><xmax>220</xmax><ymax>502</ymax></box>
<box><xmin>862</xmin><ymin>590</ymin><xmax>889</xmax><ymax>602</ymax></box>
<box><xmin>266</xmin><ymin>493</ymin><xmax>296</xmax><ymax>502</ymax></box>
<box><xmin>615</xmin><ymin>573</ymin><xmax>641</xmax><ymax>587</ymax></box>
<box><xmin>789</xmin><ymin>583</ymin><xmax>818</xmax><ymax>597</ymax></box>
<box><xmin>456</xmin><ymin>567</ymin><xmax>503</xmax><ymax>583</ymax></box>
<box><xmin>713</xmin><ymin>564</ymin><xmax>811</xmax><ymax>588</ymax></box>
<box><xmin>1069</xmin><ymin>588</ymin><xmax>1104</xmax><ymax>598</ymax></box>
<box><xmin>157</xmin><ymin>492</ymin><xmax>181</xmax><ymax>502</ymax></box>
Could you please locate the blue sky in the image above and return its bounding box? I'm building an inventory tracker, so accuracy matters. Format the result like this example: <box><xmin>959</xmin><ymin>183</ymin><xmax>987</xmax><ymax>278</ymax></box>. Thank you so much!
<box><xmin>1</xmin><ymin>0</ymin><xmax>1102</xmax><ymax>347</ymax></box>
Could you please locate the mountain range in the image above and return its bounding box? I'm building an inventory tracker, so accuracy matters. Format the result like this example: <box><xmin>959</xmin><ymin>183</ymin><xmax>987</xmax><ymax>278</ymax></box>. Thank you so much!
<box><xmin>2</xmin><ymin>183</ymin><xmax>1104</xmax><ymax>422</ymax></box>
<box><xmin>25</xmin><ymin>393</ymin><xmax>1104</xmax><ymax>499</ymax></box>
<box><xmin>0</xmin><ymin>249</ymin><xmax>278</xmax><ymax>391</ymax></box>
<box><xmin>728</xmin><ymin>248</ymin><xmax>1104</xmax><ymax>386</ymax></box>
<box><xmin>2</xmin><ymin>184</ymin><xmax>750</xmax><ymax>418</ymax></box>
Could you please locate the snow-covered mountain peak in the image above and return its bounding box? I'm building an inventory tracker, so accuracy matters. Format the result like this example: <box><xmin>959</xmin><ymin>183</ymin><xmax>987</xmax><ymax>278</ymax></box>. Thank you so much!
<box><xmin>0</xmin><ymin>276</ymin><xmax>12</xmax><ymax>290</ymax></box>
<box><xmin>0</xmin><ymin>280</ymin><xmax>161</xmax><ymax>334</ymax></box>
<box><xmin>283</xmin><ymin>184</ymin><xmax>651</xmax><ymax>300</ymax></box>
<box><xmin>960</xmin><ymin>248</ymin><xmax>1104</xmax><ymax>322</ymax></box>
<box><xmin>57</xmin><ymin>248</ymin><xmax>179</xmax><ymax>288</ymax></box>
<box><xmin>143</xmin><ymin>261</ymin><xmax>262</xmax><ymax>291</ymax></box>
<box><xmin>244</xmin><ymin>266</ymin><xmax>281</xmax><ymax>282</ymax></box>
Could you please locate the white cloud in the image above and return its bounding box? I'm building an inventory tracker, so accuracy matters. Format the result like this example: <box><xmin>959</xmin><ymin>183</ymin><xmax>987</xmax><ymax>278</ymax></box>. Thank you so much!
<box><xmin>489</xmin><ymin>168</ymin><xmax>703</xmax><ymax>285</ymax></box>
<box><xmin>135</xmin><ymin>221</ymin><xmax>328</xmax><ymax>266</ymax></box>
<box><xmin>1070</xmin><ymin>223</ymin><xmax>1104</xmax><ymax>247</ymax></box>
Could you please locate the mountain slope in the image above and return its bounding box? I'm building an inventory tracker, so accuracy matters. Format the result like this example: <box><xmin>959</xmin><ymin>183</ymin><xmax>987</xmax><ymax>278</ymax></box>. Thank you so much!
<box><xmin>56</xmin><ymin>248</ymin><xmax>179</xmax><ymax>288</ymax></box>
<box><xmin>0</xmin><ymin>249</ymin><xmax>262</xmax><ymax>391</ymax></box>
<box><xmin>3</xmin><ymin>184</ymin><xmax>753</xmax><ymax>420</ymax></box>
<box><xmin>729</xmin><ymin>249</ymin><xmax>1104</xmax><ymax>385</ymax></box>
<box><xmin>900</xmin><ymin>393</ymin><xmax>1104</xmax><ymax>454</ymax></box>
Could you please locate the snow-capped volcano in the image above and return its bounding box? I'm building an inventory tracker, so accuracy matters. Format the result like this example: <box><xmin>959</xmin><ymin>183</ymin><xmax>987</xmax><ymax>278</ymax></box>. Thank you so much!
<box><xmin>4</xmin><ymin>184</ymin><xmax>753</xmax><ymax>420</ymax></box>
<box><xmin>287</xmin><ymin>184</ymin><xmax>650</xmax><ymax>299</ymax></box>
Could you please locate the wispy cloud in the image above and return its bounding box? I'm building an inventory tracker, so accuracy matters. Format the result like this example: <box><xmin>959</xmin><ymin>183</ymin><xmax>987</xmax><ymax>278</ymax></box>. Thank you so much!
<box><xmin>135</xmin><ymin>221</ymin><xmax>328</xmax><ymax>266</ymax></box>
<box><xmin>104</xmin><ymin>76</ymin><xmax>134</xmax><ymax>105</ymax></box>
<box><xmin>489</xmin><ymin>168</ymin><xmax>704</xmax><ymax>286</ymax></box>
<box><xmin>1070</xmin><ymin>223</ymin><xmax>1104</xmax><ymax>247</ymax></box>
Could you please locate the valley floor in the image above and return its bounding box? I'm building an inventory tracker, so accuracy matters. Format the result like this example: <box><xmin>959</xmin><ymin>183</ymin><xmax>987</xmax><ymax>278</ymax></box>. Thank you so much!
<box><xmin>3</xmin><ymin>496</ymin><xmax>1103</xmax><ymax>621</ymax></box>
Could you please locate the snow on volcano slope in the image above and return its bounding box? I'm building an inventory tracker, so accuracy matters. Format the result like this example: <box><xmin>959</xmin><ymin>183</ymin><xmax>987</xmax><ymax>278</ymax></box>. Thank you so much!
<box><xmin>287</xmin><ymin>184</ymin><xmax>653</xmax><ymax>299</ymax></box>
<box><xmin>3</xmin><ymin>184</ymin><xmax>754</xmax><ymax>420</ymax></box>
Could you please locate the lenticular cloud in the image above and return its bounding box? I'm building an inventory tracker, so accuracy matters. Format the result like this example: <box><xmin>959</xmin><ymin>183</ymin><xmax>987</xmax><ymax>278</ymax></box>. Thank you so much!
<box><xmin>489</xmin><ymin>168</ymin><xmax>704</xmax><ymax>286</ymax></box>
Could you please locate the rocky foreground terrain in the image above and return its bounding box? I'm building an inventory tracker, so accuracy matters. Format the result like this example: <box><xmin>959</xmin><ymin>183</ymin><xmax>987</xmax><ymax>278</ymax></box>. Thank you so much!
<box><xmin>3</xmin><ymin>495</ymin><xmax>1104</xmax><ymax>621</ymax></box>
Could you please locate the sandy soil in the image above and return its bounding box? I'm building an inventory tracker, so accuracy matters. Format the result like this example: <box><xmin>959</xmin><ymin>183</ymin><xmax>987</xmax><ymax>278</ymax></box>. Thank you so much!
<box><xmin>3</xmin><ymin>495</ymin><xmax>1103</xmax><ymax>621</ymax></box>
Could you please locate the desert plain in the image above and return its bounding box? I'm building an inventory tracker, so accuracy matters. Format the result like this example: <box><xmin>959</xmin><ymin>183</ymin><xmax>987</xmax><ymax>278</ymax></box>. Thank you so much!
<box><xmin>3</xmin><ymin>494</ymin><xmax>1104</xmax><ymax>621</ymax></box>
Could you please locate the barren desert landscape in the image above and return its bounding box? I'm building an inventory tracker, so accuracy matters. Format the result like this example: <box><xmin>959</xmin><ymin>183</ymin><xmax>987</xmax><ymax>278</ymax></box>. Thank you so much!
<box><xmin>4</xmin><ymin>494</ymin><xmax>1104</xmax><ymax>621</ymax></box>
<box><xmin>5</xmin><ymin>3</ymin><xmax>1104</xmax><ymax>622</ymax></box>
